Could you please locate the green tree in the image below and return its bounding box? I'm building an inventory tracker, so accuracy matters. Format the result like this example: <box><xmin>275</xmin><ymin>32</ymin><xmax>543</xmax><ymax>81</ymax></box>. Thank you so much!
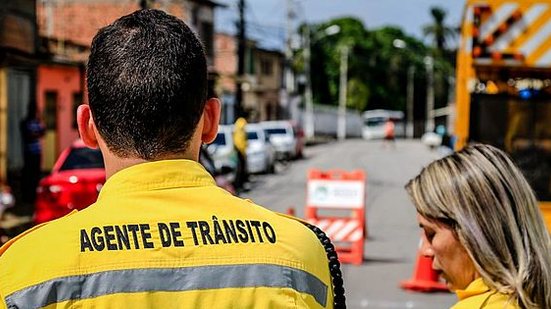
<box><xmin>302</xmin><ymin>17</ymin><xmax>429</xmax><ymax>112</ymax></box>
<box><xmin>423</xmin><ymin>7</ymin><xmax>456</xmax><ymax>52</ymax></box>
<box><xmin>347</xmin><ymin>78</ymin><xmax>369</xmax><ymax>111</ymax></box>
<box><xmin>423</xmin><ymin>7</ymin><xmax>457</xmax><ymax>110</ymax></box>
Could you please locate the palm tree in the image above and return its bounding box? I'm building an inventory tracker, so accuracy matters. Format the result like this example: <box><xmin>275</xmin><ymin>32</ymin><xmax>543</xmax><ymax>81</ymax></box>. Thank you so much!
<box><xmin>423</xmin><ymin>7</ymin><xmax>456</xmax><ymax>52</ymax></box>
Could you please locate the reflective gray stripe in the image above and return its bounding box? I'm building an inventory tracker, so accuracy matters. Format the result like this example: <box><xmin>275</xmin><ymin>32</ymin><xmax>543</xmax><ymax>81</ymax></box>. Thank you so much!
<box><xmin>6</xmin><ymin>264</ymin><xmax>327</xmax><ymax>308</ymax></box>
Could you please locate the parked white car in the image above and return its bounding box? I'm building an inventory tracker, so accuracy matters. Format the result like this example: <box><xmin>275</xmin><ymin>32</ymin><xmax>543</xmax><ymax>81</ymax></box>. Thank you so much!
<box><xmin>246</xmin><ymin>123</ymin><xmax>276</xmax><ymax>174</ymax></box>
<box><xmin>421</xmin><ymin>131</ymin><xmax>442</xmax><ymax>148</ymax></box>
<box><xmin>206</xmin><ymin>125</ymin><xmax>239</xmax><ymax>183</ymax></box>
<box><xmin>261</xmin><ymin>121</ymin><xmax>298</xmax><ymax>160</ymax></box>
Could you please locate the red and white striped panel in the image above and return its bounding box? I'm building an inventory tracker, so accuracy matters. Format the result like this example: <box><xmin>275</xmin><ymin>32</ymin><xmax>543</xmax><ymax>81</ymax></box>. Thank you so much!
<box><xmin>307</xmin><ymin>218</ymin><xmax>363</xmax><ymax>242</ymax></box>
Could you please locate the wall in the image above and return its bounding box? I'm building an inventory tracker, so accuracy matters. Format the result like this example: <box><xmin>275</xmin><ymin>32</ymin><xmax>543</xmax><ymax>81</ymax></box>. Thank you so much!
<box><xmin>37</xmin><ymin>65</ymin><xmax>82</xmax><ymax>170</ymax></box>
<box><xmin>299</xmin><ymin>104</ymin><xmax>363</xmax><ymax>138</ymax></box>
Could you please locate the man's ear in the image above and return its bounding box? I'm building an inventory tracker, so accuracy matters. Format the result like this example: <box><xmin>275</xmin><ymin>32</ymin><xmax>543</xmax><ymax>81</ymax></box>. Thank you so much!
<box><xmin>77</xmin><ymin>104</ymin><xmax>99</xmax><ymax>148</ymax></box>
<box><xmin>201</xmin><ymin>98</ymin><xmax>221</xmax><ymax>144</ymax></box>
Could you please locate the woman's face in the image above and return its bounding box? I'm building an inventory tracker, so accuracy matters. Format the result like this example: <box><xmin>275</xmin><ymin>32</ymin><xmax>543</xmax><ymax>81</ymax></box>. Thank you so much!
<box><xmin>417</xmin><ymin>214</ymin><xmax>479</xmax><ymax>291</ymax></box>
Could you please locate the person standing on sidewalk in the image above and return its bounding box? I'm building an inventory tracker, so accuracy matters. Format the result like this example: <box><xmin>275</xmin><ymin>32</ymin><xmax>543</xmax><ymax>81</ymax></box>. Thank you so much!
<box><xmin>20</xmin><ymin>102</ymin><xmax>45</xmax><ymax>214</ymax></box>
<box><xmin>233</xmin><ymin>116</ymin><xmax>249</xmax><ymax>191</ymax></box>
<box><xmin>0</xmin><ymin>9</ymin><xmax>339</xmax><ymax>308</ymax></box>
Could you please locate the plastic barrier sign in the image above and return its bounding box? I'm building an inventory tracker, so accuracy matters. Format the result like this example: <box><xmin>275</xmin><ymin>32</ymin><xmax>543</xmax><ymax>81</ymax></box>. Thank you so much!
<box><xmin>305</xmin><ymin>169</ymin><xmax>366</xmax><ymax>265</ymax></box>
<box><xmin>307</xmin><ymin>180</ymin><xmax>364</xmax><ymax>208</ymax></box>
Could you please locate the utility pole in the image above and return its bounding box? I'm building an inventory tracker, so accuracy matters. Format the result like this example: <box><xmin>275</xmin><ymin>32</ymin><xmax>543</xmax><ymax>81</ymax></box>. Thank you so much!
<box><xmin>424</xmin><ymin>56</ymin><xmax>435</xmax><ymax>133</ymax></box>
<box><xmin>283</xmin><ymin>0</ymin><xmax>295</xmax><ymax>119</ymax></box>
<box><xmin>304</xmin><ymin>25</ymin><xmax>340</xmax><ymax>140</ymax></box>
<box><xmin>406</xmin><ymin>65</ymin><xmax>415</xmax><ymax>138</ymax></box>
<box><xmin>235</xmin><ymin>0</ymin><xmax>246</xmax><ymax>120</ymax></box>
<box><xmin>303</xmin><ymin>26</ymin><xmax>314</xmax><ymax>139</ymax></box>
<box><xmin>337</xmin><ymin>45</ymin><xmax>349</xmax><ymax>141</ymax></box>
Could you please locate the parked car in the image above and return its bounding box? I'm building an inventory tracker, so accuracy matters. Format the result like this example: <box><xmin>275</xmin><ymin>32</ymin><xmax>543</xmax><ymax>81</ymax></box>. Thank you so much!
<box><xmin>0</xmin><ymin>184</ymin><xmax>18</xmax><ymax>245</ymax></box>
<box><xmin>246</xmin><ymin>123</ymin><xmax>276</xmax><ymax>174</ymax></box>
<box><xmin>0</xmin><ymin>184</ymin><xmax>14</xmax><ymax>219</ymax></box>
<box><xmin>421</xmin><ymin>131</ymin><xmax>442</xmax><ymax>149</ymax></box>
<box><xmin>199</xmin><ymin>145</ymin><xmax>236</xmax><ymax>195</ymax></box>
<box><xmin>35</xmin><ymin>140</ymin><xmax>237</xmax><ymax>225</ymax></box>
<box><xmin>35</xmin><ymin>140</ymin><xmax>105</xmax><ymax>225</ymax></box>
<box><xmin>206</xmin><ymin>125</ymin><xmax>239</xmax><ymax>184</ymax></box>
<box><xmin>261</xmin><ymin>120</ymin><xmax>300</xmax><ymax>160</ymax></box>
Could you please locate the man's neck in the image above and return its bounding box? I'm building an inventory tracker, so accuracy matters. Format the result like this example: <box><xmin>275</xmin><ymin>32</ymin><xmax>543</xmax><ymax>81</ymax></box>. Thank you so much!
<box><xmin>103</xmin><ymin>152</ymin><xmax>198</xmax><ymax>179</ymax></box>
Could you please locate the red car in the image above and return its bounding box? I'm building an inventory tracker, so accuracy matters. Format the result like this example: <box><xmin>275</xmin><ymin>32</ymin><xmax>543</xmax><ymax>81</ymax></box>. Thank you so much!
<box><xmin>35</xmin><ymin>141</ymin><xmax>235</xmax><ymax>225</ymax></box>
<box><xmin>34</xmin><ymin>140</ymin><xmax>105</xmax><ymax>224</ymax></box>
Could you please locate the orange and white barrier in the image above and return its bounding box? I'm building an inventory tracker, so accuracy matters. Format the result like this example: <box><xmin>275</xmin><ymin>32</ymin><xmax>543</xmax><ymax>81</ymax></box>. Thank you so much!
<box><xmin>305</xmin><ymin>169</ymin><xmax>366</xmax><ymax>265</ymax></box>
<box><xmin>307</xmin><ymin>218</ymin><xmax>363</xmax><ymax>243</ymax></box>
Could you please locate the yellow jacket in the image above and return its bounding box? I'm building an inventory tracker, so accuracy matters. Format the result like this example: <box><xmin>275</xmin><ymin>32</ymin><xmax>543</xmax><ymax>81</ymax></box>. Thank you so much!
<box><xmin>452</xmin><ymin>278</ymin><xmax>520</xmax><ymax>309</ymax></box>
<box><xmin>0</xmin><ymin>160</ymin><xmax>333</xmax><ymax>308</ymax></box>
<box><xmin>233</xmin><ymin>117</ymin><xmax>248</xmax><ymax>155</ymax></box>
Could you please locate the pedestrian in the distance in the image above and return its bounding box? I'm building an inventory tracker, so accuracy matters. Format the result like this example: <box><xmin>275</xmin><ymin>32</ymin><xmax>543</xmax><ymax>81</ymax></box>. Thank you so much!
<box><xmin>233</xmin><ymin>116</ymin><xmax>249</xmax><ymax>191</ymax></box>
<box><xmin>383</xmin><ymin>118</ymin><xmax>395</xmax><ymax>148</ymax></box>
<box><xmin>0</xmin><ymin>9</ymin><xmax>340</xmax><ymax>308</ymax></box>
<box><xmin>406</xmin><ymin>144</ymin><xmax>551</xmax><ymax>308</ymax></box>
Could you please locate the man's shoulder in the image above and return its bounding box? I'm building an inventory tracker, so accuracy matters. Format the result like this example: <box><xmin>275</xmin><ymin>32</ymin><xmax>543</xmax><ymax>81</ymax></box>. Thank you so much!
<box><xmin>0</xmin><ymin>211</ymin><xmax>79</xmax><ymax>260</ymax></box>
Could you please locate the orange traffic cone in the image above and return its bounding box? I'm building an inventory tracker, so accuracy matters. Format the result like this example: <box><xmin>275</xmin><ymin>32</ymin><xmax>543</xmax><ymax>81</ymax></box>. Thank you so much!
<box><xmin>286</xmin><ymin>207</ymin><xmax>296</xmax><ymax>217</ymax></box>
<box><xmin>400</xmin><ymin>239</ymin><xmax>449</xmax><ymax>293</ymax></box>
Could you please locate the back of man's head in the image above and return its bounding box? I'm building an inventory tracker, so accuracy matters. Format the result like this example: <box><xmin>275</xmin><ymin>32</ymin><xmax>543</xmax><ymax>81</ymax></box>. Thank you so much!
<box><xmin>87</xmin><ymin>9</ymin><xmax>207</xmax><ymax>160</ymax></box>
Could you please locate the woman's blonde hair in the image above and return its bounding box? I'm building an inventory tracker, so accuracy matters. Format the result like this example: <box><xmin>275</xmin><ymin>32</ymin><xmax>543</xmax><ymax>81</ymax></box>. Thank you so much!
<box><xmin>406</xmin><ymin>144</ymin><xmax>551</xmax><ymax>308</ymax></box>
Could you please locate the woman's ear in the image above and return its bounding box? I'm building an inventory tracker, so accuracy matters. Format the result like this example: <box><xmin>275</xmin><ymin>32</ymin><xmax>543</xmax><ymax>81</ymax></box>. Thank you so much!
<box><xmin>76</xmin><ymin>104</ymin><xmax>99</xmax><ymax>148</ymax></box>
<box><xmin>201</xmin><ymin>98</ymin><xmax>221</xmax><ymax>144</ymax></box>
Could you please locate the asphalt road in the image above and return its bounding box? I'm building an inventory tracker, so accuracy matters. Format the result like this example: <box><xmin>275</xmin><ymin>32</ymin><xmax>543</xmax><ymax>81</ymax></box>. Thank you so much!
<box><xmin>242</xmin><ymin>139</ymin><xmax>457</xmax><ymax>309</ymax></box>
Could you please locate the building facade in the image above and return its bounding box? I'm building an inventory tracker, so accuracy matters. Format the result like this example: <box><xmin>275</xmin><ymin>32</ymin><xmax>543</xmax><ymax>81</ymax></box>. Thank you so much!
<box><xmin>214</xmin><ymin>32</ymin><xmax>283</xmax><ymax>124</ymax></box>
<box><xmin>35</xmin><ymin>0</ymin><xmax>223</xmax><ymax>168</ymax></box>
<box><xmin>0</xmin><ymin>0</ymin><xmax>39</xmax><ymax>203</ymax></box>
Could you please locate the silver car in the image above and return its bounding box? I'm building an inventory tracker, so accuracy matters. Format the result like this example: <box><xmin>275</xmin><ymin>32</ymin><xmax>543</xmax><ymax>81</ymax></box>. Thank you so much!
<box><xmin>246</xmin><ymin>123</ymin><xmax>276</xmax><ymax>174</ymax></box>
<box><xmin>261</xmin><ymin>121</ymin><xmax>298</xmax><ymax>160</ymax></box>
<box><xmin>206</xmin><ymin>125</ymin><xmax>239</xmax><ymax>183</ymax></box>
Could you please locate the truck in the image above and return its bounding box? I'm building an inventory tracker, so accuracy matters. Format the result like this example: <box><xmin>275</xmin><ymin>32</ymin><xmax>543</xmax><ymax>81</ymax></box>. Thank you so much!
<box><xmin>455</xmin><ymin>0</ymin><xmax>551</xmax><ymax>226</ymax></box>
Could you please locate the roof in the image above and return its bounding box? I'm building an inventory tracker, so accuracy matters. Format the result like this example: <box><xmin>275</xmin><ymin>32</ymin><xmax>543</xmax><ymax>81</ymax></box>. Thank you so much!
<box><xmin>189</xmin><ymin>0</ymin><xmax>227</xmax><ymax>8</ymax></box>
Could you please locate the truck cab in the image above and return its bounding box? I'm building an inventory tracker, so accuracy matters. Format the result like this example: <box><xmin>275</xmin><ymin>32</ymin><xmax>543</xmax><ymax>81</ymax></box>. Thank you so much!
<box><xmin>455</xmin><ymin>0</ymin><xmax>551</xmax><ymax>219</ymax></box>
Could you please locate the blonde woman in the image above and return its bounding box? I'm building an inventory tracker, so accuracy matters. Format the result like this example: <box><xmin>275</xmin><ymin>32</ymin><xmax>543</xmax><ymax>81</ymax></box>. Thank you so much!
<box><xmin>406</xmin><ymin>144</ymin><xmax>551</xmax><ymax>308</ymax></box>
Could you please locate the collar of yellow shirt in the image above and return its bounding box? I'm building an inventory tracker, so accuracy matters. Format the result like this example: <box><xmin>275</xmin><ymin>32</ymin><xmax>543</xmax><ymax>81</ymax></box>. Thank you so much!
<box><xmin>98</xmin><ymin>159</ymin><xmax>217</xmax><ymax>198</ymax></box>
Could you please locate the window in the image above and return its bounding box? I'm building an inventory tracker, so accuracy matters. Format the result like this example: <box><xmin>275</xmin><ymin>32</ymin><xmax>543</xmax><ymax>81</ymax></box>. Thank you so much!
<box><xmin>212</xmin><ymin>132</ymin><xmax>226</xmax><ymax>146</ymax></box>
<box><xmin>247</xmin><ymin>131</ymin><xmax>259</xmax><ymax>140</ymax></box>
<box><xmin>265</xmin><ymin>128</ymin><xmax>287</xmax><ymax>135</ymax></box>
<box><xmin>44</xmin><ymin>91</ymin><xmax>58</xmax><ymax>130</ymax></box>
<box><xmin>59</xmin><ymin>147</ymin><xmax>104</xmax><ymax>171</ymax></box>
<box><xmin>261</xmin><ymin>58</ymin><xmax>273</xmax><ymax>76</ymax></box>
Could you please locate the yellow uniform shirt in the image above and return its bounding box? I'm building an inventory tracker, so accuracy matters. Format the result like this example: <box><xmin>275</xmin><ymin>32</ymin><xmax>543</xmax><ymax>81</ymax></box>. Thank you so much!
<box><xmin>452</xmin><ymin>278</ymin><xmax>520</xmax><ymax>309</ymax></box>
<box><xmin>233</xmin><ymin>117</ymin><xmax>248</xmax><ymax>155</ymax></box>
<box><xmin>0</xmin><ymin>160</ymin><xmax>333</xmax><ymax>308</ymax></box>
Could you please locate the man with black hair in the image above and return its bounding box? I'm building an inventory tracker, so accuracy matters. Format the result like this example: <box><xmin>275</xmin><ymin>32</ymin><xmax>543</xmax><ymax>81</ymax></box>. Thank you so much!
<box><xmin>0</xmin><ymin>9</ymin><xmax>334</xmax><ymax>308</ymax></box>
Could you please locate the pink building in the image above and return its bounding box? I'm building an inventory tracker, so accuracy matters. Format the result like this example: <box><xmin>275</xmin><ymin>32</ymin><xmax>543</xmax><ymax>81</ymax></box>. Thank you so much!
<box><xmin>36</xmin><ymin>64</ymin><xmax>84</xmax><ymax>170</ymax></box>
